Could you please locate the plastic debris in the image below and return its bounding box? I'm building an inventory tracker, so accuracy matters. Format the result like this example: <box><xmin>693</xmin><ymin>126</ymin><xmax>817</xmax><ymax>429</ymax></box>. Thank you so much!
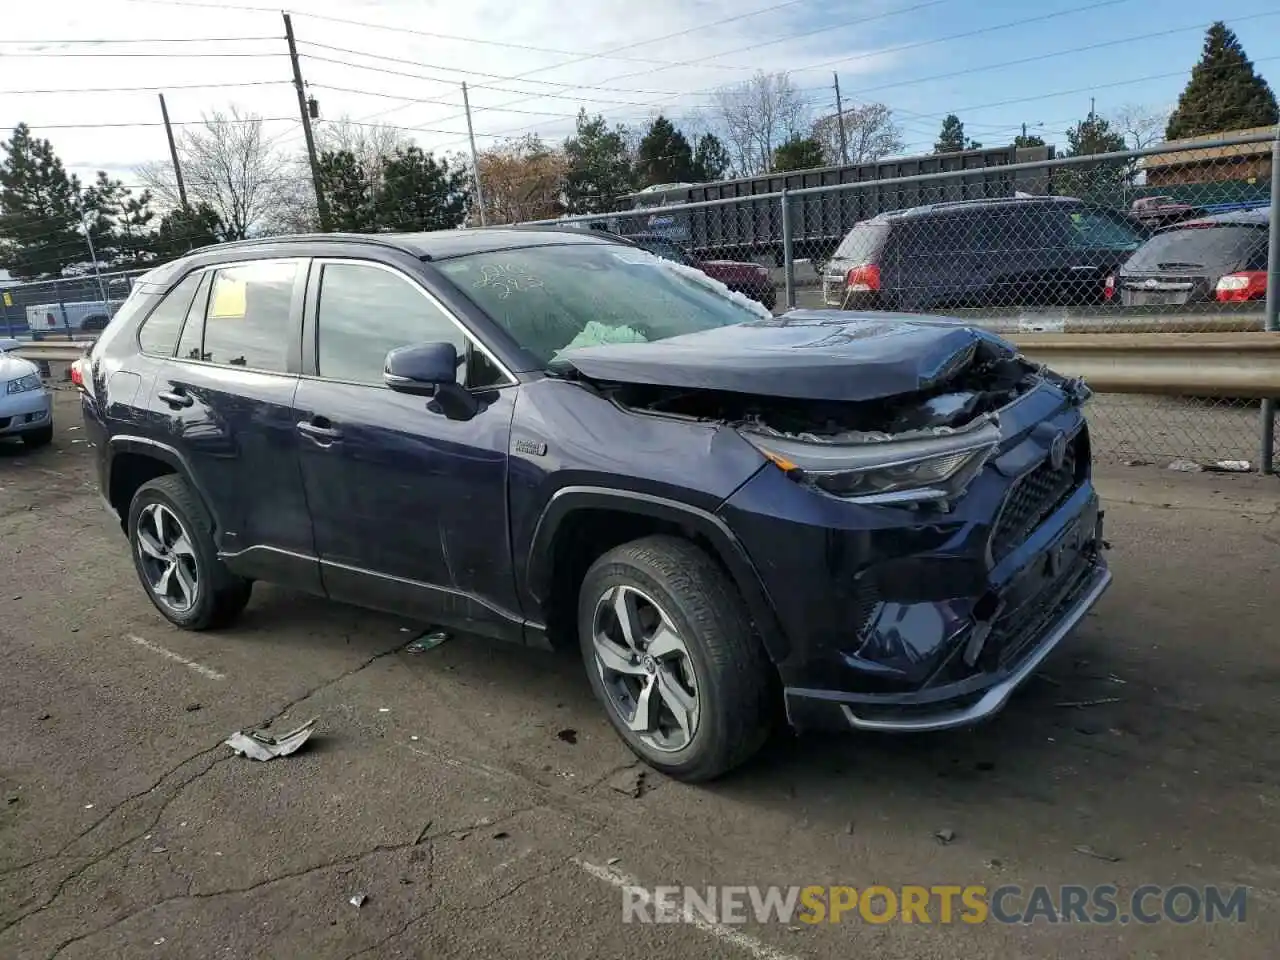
<box><xmin>349</xmin><ymin>893</ymin><xmax>367</xmax><ymax>908</ymax></box>
<box><xmin>1075</xmin><ymin>844</ymin><xmax>1121</xmax><ymax>863</ymax></box>
<box><xmin>378</xmin><ymin>708</ymin><xmax>391</xmax><ymax>714</ymax></box>
<box><xmin>1056</xmin><ymin>697</ymin><xmax>1122</xmax><ymax>708</ymax></box>
<box><xmin>1167</xmin><ymin>458</ymin><xmax>1203</xmax><ymax>472</ymax></box>
<box><xmin>406</xmin><ymin>630</ymin><xmax>450</xmax><ymax>653</ymax></box>
<box><xmin>934</xmin><ymin>828</ymin><xmax>956</xmax><ymax>844</ymax></box>
<box><xmin>556</xmin><ymin>728</ymin><xmax>578</xmax><ymax>744</ymax></box>
<box><xmin>607</xmin><ymin>857</ymin><xmax>621</xmax><ymax>865</ymax></box>
<box><xmin>224</xmin><ymin>717</ymin><xmax>318</xmax><ymax>761</ymax></box>
<box><xmin>1207</xmin><ymin>460</ymin><xmax>1251</xmax><ymax>473</ymax></box>
<box><xmin>1122</xmin><ymin>459</ymin><xmax>1151</xmax><ymax>466</ymax></box>
<box><xmin>607</xmin><ymin>768</ymin><xmax>646</xmax><ymax>798</ymax></box>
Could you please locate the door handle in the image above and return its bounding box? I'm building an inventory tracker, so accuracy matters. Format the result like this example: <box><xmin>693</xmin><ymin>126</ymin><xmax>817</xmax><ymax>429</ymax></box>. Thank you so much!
<box><xmin>157</xmin><ymin>389</ymin><xmax>193</xmax><ymax>408</ymax></box>
<box><xmin>297</xmin><ymin>420</ymin><xmax>343</xmax><ymax>442</ymax></box>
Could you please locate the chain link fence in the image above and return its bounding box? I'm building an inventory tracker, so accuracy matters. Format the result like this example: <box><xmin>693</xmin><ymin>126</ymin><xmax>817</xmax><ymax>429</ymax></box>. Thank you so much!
<box><xmin>1</xmin><ymin>268</ymin><xmax>149</xmax><ymax>342</ymax></box>
<box><xmin>526</xmin><ymin>131</ymin><xmax>1279</xmax><ymax>472</ymax></box>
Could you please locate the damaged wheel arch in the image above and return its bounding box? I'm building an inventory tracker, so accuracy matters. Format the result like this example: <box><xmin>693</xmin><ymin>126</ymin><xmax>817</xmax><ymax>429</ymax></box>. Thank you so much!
<box><xmin>524</xmin><ymin>486</ymin><xmax>791</xmax><ymax>664</ymax></box>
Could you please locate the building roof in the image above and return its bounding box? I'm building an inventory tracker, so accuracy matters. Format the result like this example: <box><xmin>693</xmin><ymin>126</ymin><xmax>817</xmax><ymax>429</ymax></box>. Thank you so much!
<box><xmin>1139</xmin><ymin>127</ymin><xmax>1276</xmax><ymax>169</ymax></box>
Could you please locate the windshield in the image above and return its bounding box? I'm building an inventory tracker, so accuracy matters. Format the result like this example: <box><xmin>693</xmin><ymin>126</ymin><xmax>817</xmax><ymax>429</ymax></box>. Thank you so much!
<box><xmin>1125</xmin><ymin>224</ymin><xmax>1266</xmax><ymax>271</ymax></box>
<box><xmin>437</xmin><ymin>243</ymin><xmax>769</xmax><ymax>366</ymax></box>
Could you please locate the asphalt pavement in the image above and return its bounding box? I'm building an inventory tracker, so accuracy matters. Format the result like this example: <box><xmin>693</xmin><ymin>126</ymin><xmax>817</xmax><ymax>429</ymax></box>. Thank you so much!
<box><xmin>2</xmin><ymin>388</ymin><xmax>1279</xmax><ymax>959</ymax></box>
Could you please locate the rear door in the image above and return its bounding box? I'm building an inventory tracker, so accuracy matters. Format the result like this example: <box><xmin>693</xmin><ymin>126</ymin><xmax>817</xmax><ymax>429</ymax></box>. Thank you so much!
<box><xmin>291</xmin><ymin>258</ymin><xmax>522</xmax><ymax>639</ymax></box>
<box><xmin>143</xmin><ymin>256</ymin><xmax>320</xmax><ymax>592</ymax></box>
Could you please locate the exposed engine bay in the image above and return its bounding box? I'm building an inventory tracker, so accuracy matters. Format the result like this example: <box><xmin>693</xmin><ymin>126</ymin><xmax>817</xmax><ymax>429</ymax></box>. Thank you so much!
<box><xmin>597</xmin><ymin>343</ymin><xmax>1070</xmax><ymax>443</ymax></box>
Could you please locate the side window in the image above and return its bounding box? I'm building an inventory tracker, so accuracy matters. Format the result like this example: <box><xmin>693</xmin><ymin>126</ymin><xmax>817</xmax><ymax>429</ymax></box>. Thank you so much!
<box><xmin>137</xmin><ymin>272</ymin><xmax>202</xmax><ymax>356</ymax></box>
<box><xmin>1067</xmin><ymin>209</ymin><xmax>1142</xmax><ymax>250</ymax></box>
<box><xmin>201</xmin><ymin>261</ymin><xmax>298</xmax><ymax>371</ymax></box>
<box><xmin>316</xmin><ymin>262</ymin><xmax>498</xmax><ymax>387</ymax></box>
<box><xmin>175</xmin><ymin>273</ymin><xmax>211</xmax><ymax>361</ymax></box>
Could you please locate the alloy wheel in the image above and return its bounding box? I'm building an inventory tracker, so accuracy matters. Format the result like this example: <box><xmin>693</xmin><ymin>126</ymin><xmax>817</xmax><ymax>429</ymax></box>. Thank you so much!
<box><xmin>591</xmin><ymin>584</ymin><xmax>700</xmax><ymax>752</ymax></box>
<box><xmin>135</xmin><ymin>503</ymin><xmax>200</xmax><ymax>614</ymax></box>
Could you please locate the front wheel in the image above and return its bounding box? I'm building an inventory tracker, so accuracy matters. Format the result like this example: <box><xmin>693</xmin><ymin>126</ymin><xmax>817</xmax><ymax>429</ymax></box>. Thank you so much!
<box><xmin>128</xmin><ymin>475</ymin><xmax>252</xmax><ymax>630</ymax></box>
<box><xmin>21</xmin><ymin>425</ymin><xmax>54</xmax><ymax>449</ymax></box>
<box><xmin>578</xmin><ymin>535</ymin><xmax>774</xmax><ymax>782</ymax></box>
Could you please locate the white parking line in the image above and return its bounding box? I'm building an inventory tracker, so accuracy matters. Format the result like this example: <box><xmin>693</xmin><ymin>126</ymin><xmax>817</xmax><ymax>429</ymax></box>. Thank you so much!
<box><xmin>126</xmin><ymin>634</ymin><xmax>226</xmax><ymax>681</ymax></box>
<box><xmin>572</xmin><ymin>858</ymin><xmax>802</xmax><ymax>960</ymax></box>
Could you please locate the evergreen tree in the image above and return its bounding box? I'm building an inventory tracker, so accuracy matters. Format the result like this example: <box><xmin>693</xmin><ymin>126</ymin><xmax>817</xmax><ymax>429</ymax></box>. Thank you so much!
<box><xmin>1014</xmin><ymin>133</ymin><xmax>1047</xmax><ymax>149</ymax></box>
<box><xmin>692</xmin><ymin>133</ymin><xmax>731</xmax><ymax>181</ymax></box>
<box><xmin>0</xmin><ymin>124</ymin><xmax>85</xmax><ymax>280</ymax></box>
<box><xmin>151</xmin><ymin>202</ymin><xmax>223</xmax><ymax>259</ymax></box>
<box><xmin>1057</xmin><ymin>112</ymin><xmax>1130</xmax><ymax>198</ymax></box>
<box><xmin>933</xmin><ymin>114</ymin><xmax>981</xmax><ymax>153</ymax></box>
<box><xmin>81</xmin><ymin>171</ymin><xmax>156</xmax><ymax>268</ymax></box>
<box><xmin>635</xmin><ymin>116</ymin><xmax>695</xmax><ymax>187</ymax></box>
<box><xmin>771</xmin><ymin>134</ymin><xmax>826</xmax><ymax>172</ymax></box>
<box><xmin>562</xmin><ymin>110</ymin><xmax>634</xmax><ymax>214</ymax></box>
<box><xmin>318</xmin><ymin>149</ymin><xmax>376</xmax><ymax>232</ymax></box>
<box><xmin>375</xmin><ymin>147</ymin><xmax>469</xmax><ymax>232</ymax></box>
<box><xmin>1166</xmin><ymin>22</ymin><xmax>1279</xmax><ymax>139</ymax></box>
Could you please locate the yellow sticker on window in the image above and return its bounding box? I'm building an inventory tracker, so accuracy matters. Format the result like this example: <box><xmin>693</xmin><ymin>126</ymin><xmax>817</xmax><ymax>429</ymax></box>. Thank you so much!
<box><xmin>209</xmin><ymin>276</ymin><xmax>247</xmax><ymax>319</ymax></box>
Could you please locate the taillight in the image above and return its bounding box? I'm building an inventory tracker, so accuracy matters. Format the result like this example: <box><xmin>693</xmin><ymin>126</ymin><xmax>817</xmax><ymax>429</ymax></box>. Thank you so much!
<box><xmin>46</xmin><ymin>312</ymin><xmax>56</xmax><ymax>327</ymax></box>
<box><xmin>69</xmin><ymin>359</ymin><xmax>84</xmax><ymax>388</ymax></box>
<box><xmin>1215</xmin><ymin>271</ymin><xmax>1267</xmax><ymax>302</ymax></box>
<box><xmin>1103</xmin><ymin>275</ymin><xmax>1115</xmax><ymax>301</ymax></box>
<box><xmin>845</xmin><ymin>263</ymin><xmax>881</xmax><ymax>293</ymax></box>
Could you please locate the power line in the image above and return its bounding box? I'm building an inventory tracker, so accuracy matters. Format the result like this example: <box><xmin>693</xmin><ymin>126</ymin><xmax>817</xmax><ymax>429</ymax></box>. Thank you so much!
<box><xmin>11</xmin><ymin>117</ymin><xmax>297</xmax><ymax>130</ymax></box>
<box><xmin>309</xmin><ymin>84</ymin><xmax>598</xmax><ymax>120</ymax></box>
<box><xmin>0</xmin><ymin>35</ymin><xmax>280</xmax><ymax>44</ymax></box>
<box><xmin>1</xmin><ymin>80</ymin><xmax>293</xmax><ymax>95</ymax></box>
<box><xmin>0</xmin><ymin>50</ymin><xmax>284</xmax><ymax>58</ymax></box>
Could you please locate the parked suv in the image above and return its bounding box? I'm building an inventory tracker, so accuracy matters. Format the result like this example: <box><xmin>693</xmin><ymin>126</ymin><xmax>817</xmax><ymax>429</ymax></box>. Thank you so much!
<box><xmin>823</xmin><ymin>197</ymin><xmax>1146</xmax><ymax>312</ymax></box>
<box><xmin>1111</xmin><ymin>209</ymin><xmax>1269</xmax><ymax>306</ymax></box>
<box><xmin>80</xmin><ymin>229</ymin><xmax>1110</xmax><ymax>781</ymax></box>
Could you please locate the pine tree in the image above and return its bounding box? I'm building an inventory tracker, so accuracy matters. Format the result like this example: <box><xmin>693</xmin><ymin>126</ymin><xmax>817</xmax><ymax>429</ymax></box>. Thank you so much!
<box><xmin>563</xmin><ymin>110</ymin><xmax>635</xmax><ymax>214</ymax></box>
<box><xmin>1056</xmin><ymin>112</ymin><xmax>1130</xmax><ymax>198</ymax></box>
<box><xmin>934</xmin><ymin>115</ymin><xmax>965</xmax><ymax>153</ymax></box>
<box><xmin>81</xmin><ymin>171</ymin><xmax>156</xmax><ymax>268</ymax></box>
<box><xmin>151</xmin><ymin>202</ymin><xmax>222</xmax><ymax>260</ymax></box>
<box><xmin>692</xmin><ymin>133</ymin><xmax>731</xmax><ymax>181</ymax></box>
<box><xmin>635</xmin><ymin>116</ymin><xmax>695</xmax><ymax>187</ymax></box>
<box><xmin>0</xmin><ymin>124</ymin><xmax>85</xmax><ymax>280</ymax></box>
<box><xmin>318</xmin><ymin>149</ymin><xmax>376</xmax><ymax>232</ymax></box>
<box><xmin>1166</xmin><ymin>22</ymin><xmax>1279</xmax><ymax>139</ymax></box>
<box><xmin>772</xmin><ymin>134</ymin><xmax>826</xmax><ymax>172</ymax></box>
<box><xmin>1014</xmin><ymin>133</ymin><xmax>1046</xmax><ymax>149</ymax></box>
<box><xmin>375</xmin><ymin>147</ymin><xmax>469</xmax><ymax>232</ymax></box>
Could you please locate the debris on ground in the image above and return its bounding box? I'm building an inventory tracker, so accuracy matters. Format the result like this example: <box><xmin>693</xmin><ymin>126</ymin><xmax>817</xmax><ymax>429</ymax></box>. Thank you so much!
<box><xmin>844</xmin><ymin>821</ymin><xmax>855</xmax><ymax>835</ymax></box>
<box><xmin>184</xmin><ymin>703</ymin><xmax>202</xmax><ymax>712</ymax></box>
<box><xmin>349</xmin><ymin>893</ymin><xmax>367</xmax><ymax>908</ymax></box>
<box><xmin>378</xmin><ymin>707</ymin><xmax>390</xmax><ymax>713</ymax></box>
<box><xmin>406</xmin><ymin>630</ymin><xmax>450</xmax><ymax>653</ymax></box>
<box><xmin>492</xmin><ymin>831</ymin><xmax>509</xmax><ymax>840</ymax></box>
<box><xmin>1206</xmin><ymin>460</ymin><xmax>1251</xmax><ymax>473</ymax></box>
<box><xmin>1056</xmin><ymin>697</ymin><xmax>1122</xmax><ymax>709</ymax></box>
<box><xmin>607</xmin><ymin>767</ymin><xmax>646</xmax><ymax>798</ymax></box>
<box><xmin>151</xmin><ymin>845</ymin><xmax>167</xmax><ymax>854</ymax></box>
<box><xmin>5</xmin><ymin>794</ymin><xmax>18</xmax><ymax>805</ymax></box>
<box><xmin>934</xmin><ymin>828</ymin><xmax>956</xmax><ymax>844</ymax></box>
<box><xmin>1122</xmin><ymin>459</ymin><xmax>1152</xmax><ymax>467</ymax></box>
<box><xmin>986</xmin><ymin>858</ymin><xmax>1004</xmax><ymax>869</ymax></box>
<box><xmin>1075</xmin><ymin>844</ymin><xmax>1122</xmax><ymax>863</ymax></box>
<box><xmin>1167</xmin><ymin>458</ymin><xmax>1203</xmax><ymax>473</ymax></box>
<box><xmin>555</xmin><ymin>728</ymin><xmax>578</xmax><ymax>744</ymax></box>
<box><xmin>224</xmin><ymin>717</ymin><xmax>318</xmax><ymax>761</ymax></box>
<box><xmin>607</xmin><ymin>857</ymin><xmax>621</xmax><ymax>865</ymax></box>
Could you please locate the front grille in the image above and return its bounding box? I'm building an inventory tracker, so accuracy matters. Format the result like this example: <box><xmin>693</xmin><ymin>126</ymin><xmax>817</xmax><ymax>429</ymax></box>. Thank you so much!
<box><xmin>989</xmin><ymin>431</ymin><xmax>1086</xmax><ymax>561</ymax></box>
<box><xmin>990</xmin><ymin>552</ymin><xmax>1094</xmax><ymax>668</ymax></box>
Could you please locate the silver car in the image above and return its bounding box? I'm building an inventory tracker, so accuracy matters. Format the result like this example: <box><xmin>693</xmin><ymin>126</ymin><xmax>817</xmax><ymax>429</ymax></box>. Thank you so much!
<box><xmin>0</xmin><ymin>343</ymin><xmax>54</xmax><ymax>448</ymax></box>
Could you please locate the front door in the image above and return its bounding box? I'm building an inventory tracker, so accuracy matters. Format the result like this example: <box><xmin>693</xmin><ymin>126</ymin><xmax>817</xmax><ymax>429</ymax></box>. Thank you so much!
<box><xmin>142</xmin><ymin>257</ymin><xmax>320</xmax><ymax>593</ymax></box>
<box><xmin>291</xmin><ymin>259</ymin><xmax>521</xmax><ymax>640</ymax></box>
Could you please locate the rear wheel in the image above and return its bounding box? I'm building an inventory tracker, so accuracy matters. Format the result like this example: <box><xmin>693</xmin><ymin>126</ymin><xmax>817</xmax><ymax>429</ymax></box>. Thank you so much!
<box><xmin>21</xmin><ymin>425</ymin><xmax>54</xmax><ymax>449</ymax></box>
<box><xmin>578</xmin><ymin>535</ymin><xmax>774</xmax><ymax>782</ymax></box>
<box><xmin>128</xmin><ymin>475</ymin><xmax>252</xmax><ymax>630</ymax></box>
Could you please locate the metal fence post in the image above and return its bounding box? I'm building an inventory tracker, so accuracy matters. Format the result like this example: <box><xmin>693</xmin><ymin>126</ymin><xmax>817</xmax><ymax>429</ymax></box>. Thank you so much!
<box><xmin>780</xmin><ymin>189</ymin><xmax>795</xmax><ymax>310</ymax></box>
<box><xmin>56</xmin><ymin>280</ymin><xmax>73</xmax><ymax>341</ymax></box>
<box><xmin>1260</xmin><ymin>129</ymin><xmax>1280</xmax><ymax>475</ymax></box>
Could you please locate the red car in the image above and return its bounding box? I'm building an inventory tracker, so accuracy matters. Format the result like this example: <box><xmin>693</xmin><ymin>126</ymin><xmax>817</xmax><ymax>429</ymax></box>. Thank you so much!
<box><xmin>625</xmin><ymin>233</ymin><xmax>777</xmax><ymax>311</ymax></box>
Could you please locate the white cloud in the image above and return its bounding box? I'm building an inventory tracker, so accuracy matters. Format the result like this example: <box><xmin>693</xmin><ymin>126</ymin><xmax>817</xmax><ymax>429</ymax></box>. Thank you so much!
<box><xmin>0</xmin><ymin>0</ymin><xmax>902</xmax><ymax>186</ymax></box>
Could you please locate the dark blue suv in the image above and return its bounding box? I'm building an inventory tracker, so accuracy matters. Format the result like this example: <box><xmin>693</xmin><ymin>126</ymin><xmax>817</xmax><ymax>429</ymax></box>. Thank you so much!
<box><xmin>79</xmin><ymin>228</ymin><xmax>1111</xmax><ymax>781</ymax></box>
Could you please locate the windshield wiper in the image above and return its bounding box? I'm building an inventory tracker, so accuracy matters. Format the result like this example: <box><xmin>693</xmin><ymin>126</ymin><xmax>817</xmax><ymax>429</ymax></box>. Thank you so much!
<box><xmin>1155</xmin><ymin>261</ymin><xmax>1204</xmax><ymax>270</ymax></box>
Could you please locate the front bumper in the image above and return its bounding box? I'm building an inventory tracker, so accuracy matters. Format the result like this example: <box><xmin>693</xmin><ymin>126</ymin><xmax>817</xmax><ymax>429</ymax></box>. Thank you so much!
<box><xmin>0</xmin><ymin>389</ymin><xmax>53</xmax><ymax>435</ymax></box>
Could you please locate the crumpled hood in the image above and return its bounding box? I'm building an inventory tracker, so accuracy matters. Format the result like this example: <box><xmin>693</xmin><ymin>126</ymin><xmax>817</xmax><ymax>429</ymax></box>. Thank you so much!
<box><xmin>562</xmin><ymin>310</ymin><xmax>1011</xmax><ymax>402</ymax></box>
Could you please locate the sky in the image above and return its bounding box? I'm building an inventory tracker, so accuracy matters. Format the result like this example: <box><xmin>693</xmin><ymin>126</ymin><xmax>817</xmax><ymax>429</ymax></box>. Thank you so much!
<box><xmin>0</xmin><ymin>0</ymin><xmax>1277</xmax><ymax>194</ymax></box>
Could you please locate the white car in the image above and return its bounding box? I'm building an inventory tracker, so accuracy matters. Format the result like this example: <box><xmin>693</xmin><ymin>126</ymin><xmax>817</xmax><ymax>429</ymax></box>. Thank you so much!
<box><xmin>0</xmin><ymin>344</ymin><xmax>54</xmax><ymax>448</ymax></box>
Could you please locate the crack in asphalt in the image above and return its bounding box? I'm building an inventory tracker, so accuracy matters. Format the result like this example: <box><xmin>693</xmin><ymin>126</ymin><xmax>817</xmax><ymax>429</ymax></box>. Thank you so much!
<box><xmin>1</xmin><ymin>642</ymin><xmax>410</xmax><ymax>955</ymax></box>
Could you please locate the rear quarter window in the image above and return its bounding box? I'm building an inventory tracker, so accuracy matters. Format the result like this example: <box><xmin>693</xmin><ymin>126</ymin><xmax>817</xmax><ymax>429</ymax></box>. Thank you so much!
<box><xmin>832</xmin><ymin>223</ymin><xmax>889</xmax><ymax>262</ymax></box>
<box><xmin>137</xmin><ymin>272</ymin><xmax>203</xmax><ymax>356</ymax></box>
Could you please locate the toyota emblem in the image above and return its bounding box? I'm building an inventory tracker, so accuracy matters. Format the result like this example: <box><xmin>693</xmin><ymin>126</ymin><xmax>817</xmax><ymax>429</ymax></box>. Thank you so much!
<box><xmin>1049</xmin><ymin>432</ymin><xmax>1068</xmax><ymax>470</ymax></box>
<box><xmin>1143</xmin><ymin>278</ymin><xmax>1159</xmax><ymax>289</ymax></box>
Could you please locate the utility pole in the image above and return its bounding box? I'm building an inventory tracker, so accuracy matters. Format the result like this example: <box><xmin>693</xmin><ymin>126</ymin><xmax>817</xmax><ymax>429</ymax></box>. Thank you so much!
<box><xmin>284</xmin><ymin>13</ymin><xmax>329</xmax><ymax>231</ymax></box>
<box><xmin>833</xmin><ymin>72</ymin><xmax>849</xmax><ymax>165</ymax></box>
<box><xmin>158</xmin><ymin>93</ymin><xmax>188</xmax><ymax>210</ymax></box>
<box><xmin>1089</xmin><ymin>96</ymin><xmax>1096</xmax><ymax>118</ymax></box>
<box><xmin>461</xmin><ymin>82</ymin><xmax>487</xmax><ymax>226</ymax></box>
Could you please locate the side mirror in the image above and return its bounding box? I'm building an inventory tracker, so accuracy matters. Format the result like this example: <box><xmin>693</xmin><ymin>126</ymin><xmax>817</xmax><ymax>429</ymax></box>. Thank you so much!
<box><xmin>384</xmin><ymin>341</ymin><xmax>478</xmax><ymax>421</ymax></box>
<box><xmin>384</xmin><ymin>341</ymin><xmax>458</xmax><ymax>395</ymax></box>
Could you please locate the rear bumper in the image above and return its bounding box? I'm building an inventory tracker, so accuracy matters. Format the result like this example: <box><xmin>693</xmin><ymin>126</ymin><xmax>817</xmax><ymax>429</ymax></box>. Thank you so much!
<box><xmin>784</xmin><ymin>561</ymin><xmax>1111</xmax><ymax>732</ymax></box>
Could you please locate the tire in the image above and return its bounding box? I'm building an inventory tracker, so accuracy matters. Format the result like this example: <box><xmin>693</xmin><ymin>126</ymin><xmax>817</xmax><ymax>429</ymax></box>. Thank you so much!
<box><xmin>127</xmin><ymin>474</ymin><xmax>252</xmax><ymax>630</ymax></box>
<box><xmin>21</xmin><ymin>425</ymin><xmax>54</xmax><ymax>449</ymax></box>
<box><xmin>577</xmin><ymin>535</ymin><xmax>774</xmax><ymax>782</ymax></box>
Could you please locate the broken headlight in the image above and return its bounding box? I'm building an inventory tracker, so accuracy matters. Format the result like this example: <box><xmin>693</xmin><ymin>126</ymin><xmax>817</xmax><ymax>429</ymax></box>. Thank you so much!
<box><xmin>739</xmin><ymin>416</ymin><xmax>1001</xmax><ymax>504</ymax></box>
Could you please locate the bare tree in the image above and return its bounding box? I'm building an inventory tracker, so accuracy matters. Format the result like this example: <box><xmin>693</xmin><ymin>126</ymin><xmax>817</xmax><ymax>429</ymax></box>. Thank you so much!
<box><xmin>315</xmin><ymin>117</ymin><xmax>410</xmax><ymax>191</ymax></box>
<box><xmin>136</xmin><ymin>106</ymin><xmax>295</xmax><ymax>239</ymax></box>
<box><xmin>712</xmin><ymin>71</ymin><xmax>809</xmax><ymax>176</ymax></box>
<box><xmin>1111</xmin><ymin>103</ymin><xmax>1168</xmax><ymax>151</ymax></box>
<box><xmin>811</xmin><ymin>102</ymin><xmax>904</xmax><ymax>166</ymax></box>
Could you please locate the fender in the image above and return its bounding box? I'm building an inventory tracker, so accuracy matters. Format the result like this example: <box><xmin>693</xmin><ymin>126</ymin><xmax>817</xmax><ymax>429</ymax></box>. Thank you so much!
<box><xmin>525</xmin><ymin>485</ymin><xmax>791</xmax><ymax>664</ymax></box>
<box><xmin>105</xmin><ymin>435</ymin><xmax>222</xmax><ymax>534</ymax></box>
